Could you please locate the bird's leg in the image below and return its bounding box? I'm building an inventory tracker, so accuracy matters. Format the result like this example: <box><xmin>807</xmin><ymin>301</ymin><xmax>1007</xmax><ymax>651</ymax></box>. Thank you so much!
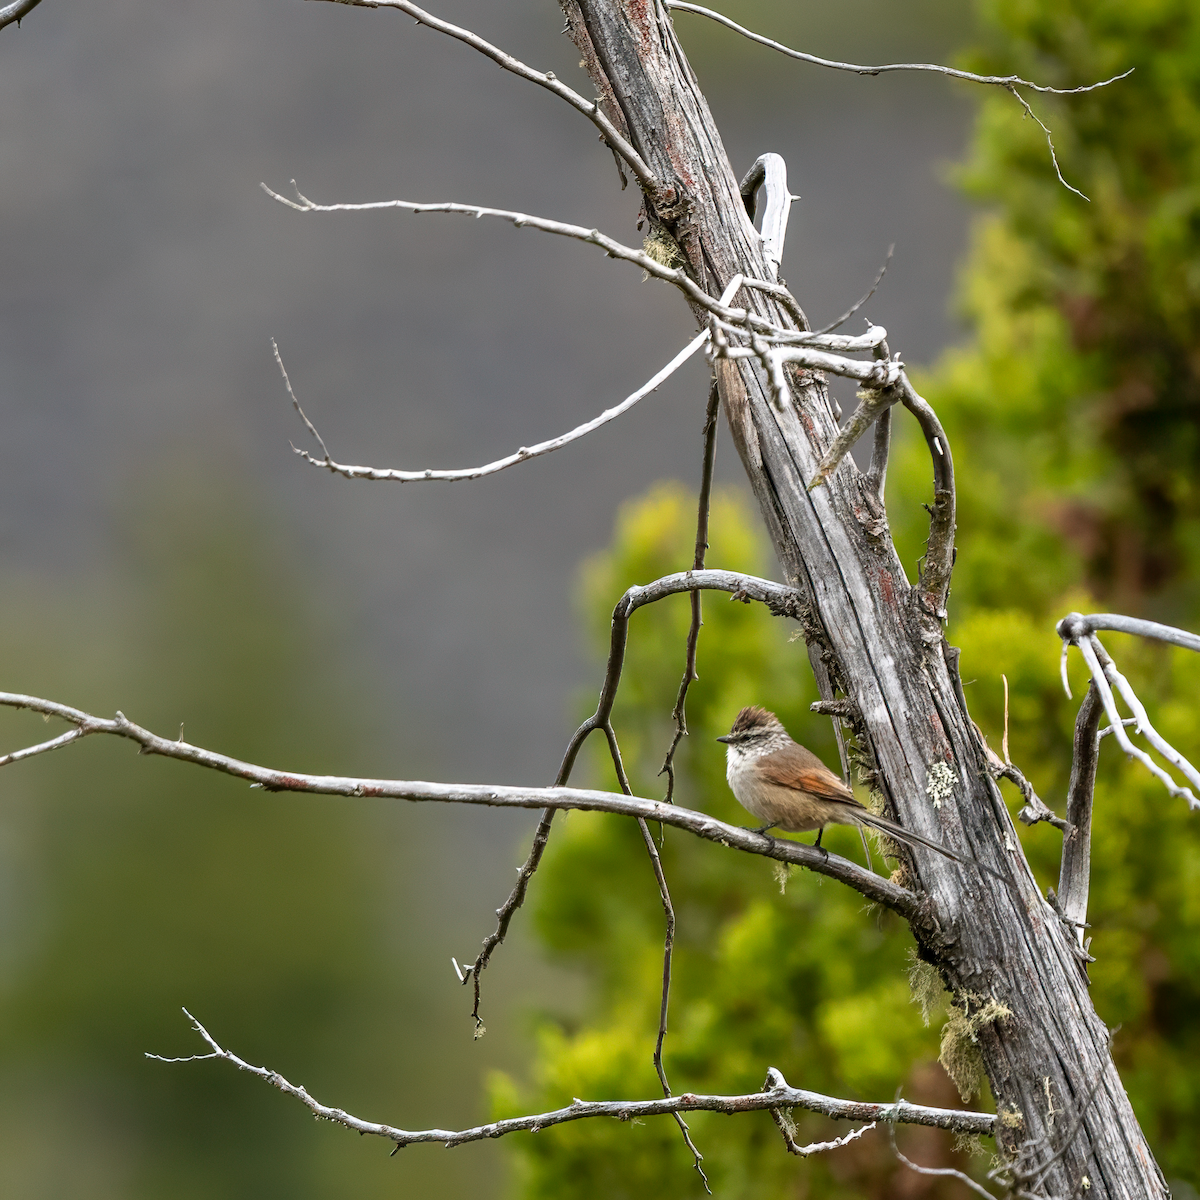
<box><xmin>813</xmin><ymin>826</ymin><xmax>830</xmax><ymax>859</ymax></box>
<box><xmin>752</xmin><ymin>821</ymin><xmax>778</xmax><ymax>836</ymax></box>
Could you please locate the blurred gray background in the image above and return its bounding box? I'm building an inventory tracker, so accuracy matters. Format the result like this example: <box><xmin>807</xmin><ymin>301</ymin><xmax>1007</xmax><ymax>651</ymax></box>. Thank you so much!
<box><xmin>0</xmin><ymin>1</ymin><xmax>975</xmax><ymax>1196</ymax></box>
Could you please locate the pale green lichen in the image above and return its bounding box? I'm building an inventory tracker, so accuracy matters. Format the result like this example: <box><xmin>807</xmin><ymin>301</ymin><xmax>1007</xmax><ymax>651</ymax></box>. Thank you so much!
<box><xmin>954</xmin><ymin>1132</ymin><xmax>987</xmax><ymax>1158</ymax></box>
<box><xmin>907</xmin><ymin>948</ymin><xmax>946</xmax><ymax>1027</ymax></box>
<box><xmin>939</xmin><ymin>992</ymin><xmax>1012</xmax><ymax>1102</ymax></box>
<box><xmin>926</xmin><ymin>761</ymin><xmax>956</xmax><ymax>809</ymax></box>
<box><xmin>772</xmin><ymin>860</ymin><xmax>791</xmax><ymax>894</ymax></box>
<box><xmin>641</xmin><ymin>229</ymin><xmax>687</xmax><ymax>275</ymax></box>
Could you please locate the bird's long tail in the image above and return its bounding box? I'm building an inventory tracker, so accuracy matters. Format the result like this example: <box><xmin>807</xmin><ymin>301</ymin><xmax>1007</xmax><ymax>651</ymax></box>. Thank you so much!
<box><xmin>854</xmin><ymin>809</ymin><xmax>1014</xmax><ymax>889</ymax></box>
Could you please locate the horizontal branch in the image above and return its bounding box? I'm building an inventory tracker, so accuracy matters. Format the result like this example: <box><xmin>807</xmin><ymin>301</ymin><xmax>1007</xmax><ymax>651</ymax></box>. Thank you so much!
<box><xmin>315</xmin><ymin>0</ymin><xmax>656</xmax><ymax>189</ymax></box>
<box><xmin>263</xmin><ymin>184</ymin><xmax>799</xmax><ymax>335</ymax></box>
<box><xmin>667</xmin><ymin>2</ymin><xmax>1131</xmax><ymax>95</ymax></box>
<box><xmin>1057</xmin><ymin>611</ymin><xmax>1200</xmax><ymax>655</ymax></box>
<box><xmin>0</xmin><ymin>673</ymin><xmax>922</xmax><ymax>918</ymax></box>
<box><xmin>151</xmin><ymin>1012</ymin><xmax>996</xmax><ymax>1148</ymax></box>
<box><xmin>0</xmin><ymin>0</ymin><xmax>43</xmax><ymax>32</ymax></box>
<box><xmin>278</xmin><ymin>327</ymin><xmax>711</xmax><ymax>483</ymax></box>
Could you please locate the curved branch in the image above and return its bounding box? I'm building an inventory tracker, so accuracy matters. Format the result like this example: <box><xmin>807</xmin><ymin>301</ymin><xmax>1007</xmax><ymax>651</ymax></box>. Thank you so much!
<box><xmin>738</xmin><ymin>153</ymin><xmax>794</xmax><ymax>279</ymax></box>
<box><xmin>151</xmin><ymin>1011</ymin><xmax>996</xmax><ymax>1147</ymax></box>
<box><xmin>312</xmin><ymin>0</ymin><xmax>657</xmax><ymax>189</ymax></box>
<box><xmin>276</xmin><ymin>327</ymin><xmax>711</xmax><ymax>483</ymax></box>
<box><xmin>0</xmin><ymin>680</ymin><xmax>922</xmax><ymax>918</ymax></box>
<box><xmin>0</xmin><ymin>0</ymin><xmax>43</xmax><ymax>31</ymax></box>
<box><xmin>1056</xmin><ymin>611</ymin><xmax>1200</xmax><ymax>655</ymax></box>
<box><xmin>899</xmin><ymin>377</ymin><xmax>956</xmax><ymax>620</ymax></box>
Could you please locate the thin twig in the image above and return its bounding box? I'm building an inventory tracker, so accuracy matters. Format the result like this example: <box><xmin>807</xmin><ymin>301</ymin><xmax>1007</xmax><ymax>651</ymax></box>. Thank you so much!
<box><xmin>770</xmin><ymin>1111</ymin><xmax>876</xmax><ymax>1157</ymax></box>
<box><xmin>807</xmin><ymin>383</ymin><xmax>897</xmax><ymax>492</ymax></box>
<box><xmin>668</xmin><ymin>1</ymin><xmax>1130</xmax><ymax>196</ymax></box>
<box><xmin>666</xmin><ymin>2</ymin><xmax>1129</xmax><ymax>95</ymax></box>
<box><xmin>0</xmin><ymin>0</ymin><xmax>44</xmax><ymax>32</ymax></box>
<box><xmin>310</xmin><ymin>0</ymin><xmax>656</xmax><ymax>189</ymax></box>
<box><xmin>660</xmin><ymin>378</ymin><xmax>721</xmax><ymax>805</ymax></box>
<box><xmin>149</xmin><ymin>1012</ymin><xmax>995</xmax><ymax>1150</ymax></box>
<box><xmin>888</xmin><ymin>1120</ymin><xmax>998</xmax><ymax>1200</ymax></box>
<box><xmin>1006</xmin><ymin>83</ymin><xmax>1089</xmax><ymax>201</ymax></box>
<box><xmin>816</xmin><ymin>245</ymin><xmax>894</xmax><ymax>336</ymax></box>
<box><xmin>275</xmin><ymin>328</ymin><xmax>711</xmax><ymax>483</ymax></box>
<box><xmin>635</xmin><ymin>815</ymin><xmax>708</xmax><ymax>1189</ymax></box>
<box><xmin>464</xmin><ymin>806</ymin><xmax>555</xmax><ymax>1036</ymax></box>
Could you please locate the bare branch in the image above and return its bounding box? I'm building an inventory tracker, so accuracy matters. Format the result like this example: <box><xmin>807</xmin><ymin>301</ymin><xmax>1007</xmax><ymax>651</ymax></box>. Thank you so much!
<box><xmin>1005</xmin><ymin>762</ymin><xmax>1070</xmax><ymax>835</ymax></box>
<box><xmin>1057</xmin><ymin>611</ymin><xmax>1200</xmax><ymax>654</ymax></box>
<box><xmin>1005</xmin><ymin>83</ymin><xmax>1090</xmax><ymax>201</ymax></box>
<box><xmin>149</xmin><ymin>1012</ymin><xmax>996</xmax><ymax>1149</ymax></box>
<box><xmin>0</xmin><ymin>608</ymin><xmax>924</xmax><ymax>918</ymax></box>
<box><xmin>738</xmin><ymin>153</ymin><xmax>795</xmax><ymax>280</ymax></box>
<box><xmin>312</xmin><ymin>0</ymin><xmax>657</xmax><ymax>189</ymax></box>
<box><xmin>1059</xmin><ymin>682</ymin><xmax>1103</xmax><ymax>952</ymax></box>
<box><xmin>666</xmin><ymin>2</ymin><xmax>1129</xmax><ymax>96</ymax></box>
<box><xmin>816</xmin><ymin>245</ymin><xmax>894</xmax><ymax>336</ymax></box>
<box><xmin>277</xmin><ymin>327</ymin><xmax>711</xmax><ymax>483</ymax></box>
<box><xmin>667</xmin><ymin>3</ymin><xmax>1130</xmax><ymax>198</ymax></box>
<box><xmin>660</xmin><ymin>378</ymin><xmax>720</xmax><ymax>805</ymax></box>
<box><xmin>634</xmin><ymin>815</ymin><xmax>709</xmax><ymax>1189</ymax></box>
<box><xmin>807</xmin><ymin>383</ymin><xmax>897</xmax><ymax>493</ymax></box>
<box><xmin>770</xmin><ymin>1111</ymin><xmax>876</xmax><ymax>1157</ymax></box>
<box><xmin>888</xmin><ymin>1120</ymin><xmax>998</xmax><ymax>1200</ymax></box>
<box><xmin>464</xmin><ymin>807</ymin><xmax>555</xmax><ymax>1035</ymax></box>
<box><xmin>262</xmin><ymin>184</ymin><xmax>799</xmax><ymax>335</ymax></box>
<box><xmin>0</xmin><ymin>0</ymin><xmax>44</xmax><ymax>32</ymax></box>
<box><xmin>900</xmin><ymin>377</ymin><xmax>956</xmax><ymax>620</ymax></box>
<box><xmin>1058</xmin><ymin>613</ymin><xmax>1200</xmax><ymax>808</ymax></box>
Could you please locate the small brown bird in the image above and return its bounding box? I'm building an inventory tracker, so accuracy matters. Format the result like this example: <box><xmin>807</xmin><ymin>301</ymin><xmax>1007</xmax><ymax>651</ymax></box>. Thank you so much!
<box><xmin>717</xmin><ymin>705</ymin><xmax>971</xmax><ymax>866</ymax></box>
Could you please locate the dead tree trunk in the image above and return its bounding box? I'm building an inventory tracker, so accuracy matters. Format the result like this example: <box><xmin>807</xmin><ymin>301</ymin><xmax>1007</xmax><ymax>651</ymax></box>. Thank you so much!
<box><xmin>563</xmin><ymin>3</ymin><xmax>1166</xmax><ymax>1195</ymax></box>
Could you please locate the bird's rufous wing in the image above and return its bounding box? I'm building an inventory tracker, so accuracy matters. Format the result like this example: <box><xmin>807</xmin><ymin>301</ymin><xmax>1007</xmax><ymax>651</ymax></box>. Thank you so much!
<box><xmin>757</xmin><ymin>745</ymin><xmax>860</xmax><ymax>805</ymax></box>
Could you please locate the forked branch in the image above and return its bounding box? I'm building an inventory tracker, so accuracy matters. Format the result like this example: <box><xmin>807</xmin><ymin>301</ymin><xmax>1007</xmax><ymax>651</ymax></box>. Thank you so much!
<box><xmin>1058</xmin><ymin>613</ymin><xmax>1200</xmax><ymax>808</ymax></box>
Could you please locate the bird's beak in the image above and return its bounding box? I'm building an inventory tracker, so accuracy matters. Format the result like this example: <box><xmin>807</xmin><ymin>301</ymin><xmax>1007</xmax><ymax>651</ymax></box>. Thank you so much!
<box><xmin>716</xmin><ymin>734</ymin><xmax>733</xmax><ymax>743</ymax></box>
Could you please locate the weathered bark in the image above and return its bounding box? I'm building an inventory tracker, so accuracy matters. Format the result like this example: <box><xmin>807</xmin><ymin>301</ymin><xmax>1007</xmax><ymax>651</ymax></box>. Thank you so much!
<box><xmin>561</xmin><ymin>3</ymin><xmax>1166</xmax><ymax>1195</ymax></box>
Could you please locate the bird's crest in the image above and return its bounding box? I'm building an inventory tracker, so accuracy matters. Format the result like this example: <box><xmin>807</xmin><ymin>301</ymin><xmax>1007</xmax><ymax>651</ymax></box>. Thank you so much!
<box><xmin>729</xmin><ymin>705</ymin><xmax>782</xmax><ymax>734</ymax></box>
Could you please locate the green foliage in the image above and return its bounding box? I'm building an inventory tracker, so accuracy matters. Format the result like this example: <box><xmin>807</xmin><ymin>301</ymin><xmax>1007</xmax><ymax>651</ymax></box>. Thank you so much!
<box><xmin>501</xmin><ymin>2</ymin><xmax>1200</xmax><ymax>1195</ymax></box>
<box><xmin>892</xmin><ymin>0</ymin><xmax>1200</xmax><ymax>617</ymax></box>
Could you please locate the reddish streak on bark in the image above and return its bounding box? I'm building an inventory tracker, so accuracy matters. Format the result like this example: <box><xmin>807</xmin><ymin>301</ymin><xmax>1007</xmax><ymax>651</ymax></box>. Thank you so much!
<box><xmin>878</xmin><ymin>570</ymin><xmax>895</xmax><ymax>607</ymax></box>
